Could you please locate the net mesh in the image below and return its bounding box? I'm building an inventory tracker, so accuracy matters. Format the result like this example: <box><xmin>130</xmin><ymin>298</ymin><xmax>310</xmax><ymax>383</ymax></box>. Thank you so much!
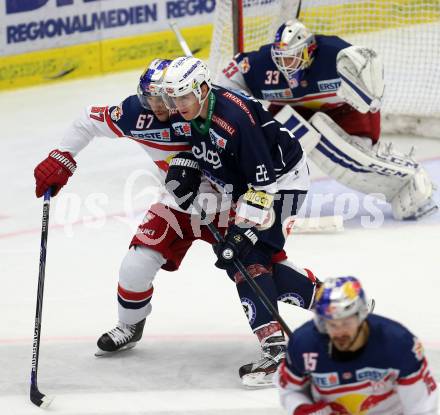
<box><xmin>209</xmin><ymin>0</ymin><xmax>440</xmax><ymax>119</ymax></box>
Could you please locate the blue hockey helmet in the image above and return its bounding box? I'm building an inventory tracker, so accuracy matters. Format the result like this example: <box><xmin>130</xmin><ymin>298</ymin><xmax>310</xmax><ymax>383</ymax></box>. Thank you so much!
<box><xmin>271</xmin><ymin>20</ymin><xmax>317</xmax><ymax>88</ymax></box>
<box><xmin>314</xmin><ymin>276</ymin><xmax>369</xmax><ymax>333</ymax></box>
<box><xmin>137</xmin><ymin>58</ymin><xmax>172</xmax><ymax>109</ymax></box>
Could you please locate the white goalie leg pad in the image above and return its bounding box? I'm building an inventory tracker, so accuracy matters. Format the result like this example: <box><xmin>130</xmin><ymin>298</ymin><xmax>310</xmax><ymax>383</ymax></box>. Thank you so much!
<box><xmin>274</xmin><ymin>105</ymin><xmax>321</xmax><ymax>154</ymax></box>
<box><xmin>118</xmin><ymin>246</ymin><xmax>166</xmax><ymax>324</ymax></box>
<box><xmin>309</xmin><ymin>112</ymin><xmax>437</xmax><ymax>220</ymax></box>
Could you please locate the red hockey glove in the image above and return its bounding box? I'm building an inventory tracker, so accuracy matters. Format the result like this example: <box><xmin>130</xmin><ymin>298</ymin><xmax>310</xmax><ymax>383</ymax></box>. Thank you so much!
<box><xmin>294</xmin><ymin>401</ymin><xmax>349</xmax><ymax>415</ymax></box>
<box><xmin>34</xmin><ymin>149</ymin><xmax>77</xmax><ymax>198</ymax></box>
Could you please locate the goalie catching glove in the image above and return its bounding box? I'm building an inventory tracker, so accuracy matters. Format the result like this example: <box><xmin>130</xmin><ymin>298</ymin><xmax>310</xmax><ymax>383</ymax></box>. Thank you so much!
<box><xmin>34</xmin><ymin>149</ymin><xmax>77</xmax><ymax>198</ymax></box>
<box><xmin>336</xmin><ymin>45</ymin><xmax>385</xmax><ymax>114</ymax></box>
<box><xmin>165</xmin><ymin>152</ymin><xmax>202</xmax><ymax>211</ymax></box>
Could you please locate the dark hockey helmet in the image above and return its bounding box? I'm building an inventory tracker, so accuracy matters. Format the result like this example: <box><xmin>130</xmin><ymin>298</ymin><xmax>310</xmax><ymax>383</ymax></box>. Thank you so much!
<box><xmin>271</xmin><ymin>20</ymin><xmax>317</xmax><ymax>88</ymax></box>
<box><xmin>314</xmin><ymin>276</ymin><xmax>369</xmax><ymax>333</ymax></box>
<box><xmin>137</xmin><ymin>58</ymin><xmax>172</xmax><ymax>109</ymax></box>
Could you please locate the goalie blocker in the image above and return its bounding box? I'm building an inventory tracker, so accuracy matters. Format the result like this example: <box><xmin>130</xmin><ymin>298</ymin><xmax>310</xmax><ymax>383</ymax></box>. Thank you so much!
<box><xmin>274</xmin><ymin>106</ymin><xmax>437</xmax><ymax>220</ymax></box>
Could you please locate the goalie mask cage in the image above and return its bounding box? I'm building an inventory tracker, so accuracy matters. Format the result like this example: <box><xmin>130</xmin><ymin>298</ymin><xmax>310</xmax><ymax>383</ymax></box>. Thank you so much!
<box><xmin>209</xmin><ymin>0</ymin><xmax>440</xmax><ymax>138</ymax></box>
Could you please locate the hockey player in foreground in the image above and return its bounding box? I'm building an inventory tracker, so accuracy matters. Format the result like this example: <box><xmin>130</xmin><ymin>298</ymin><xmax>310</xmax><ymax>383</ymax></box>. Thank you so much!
<box><xmin>33</xmin><ymin>58</ymin><xmax>319</xmax><ymax>387</ymax></box>
<box><xmin>275</xmin><ymin>276</ymin><xmax>438</xmax><ymax>414</ymax></box>
<box><xmin>218</xmin><ymin>19</ymin><xmax>437</xmax><ymax>221</ymax></box>
<box><xmin>162</xmin><ymin>55</ymin><xmax>315</xmax><ymax>387</ymax></box>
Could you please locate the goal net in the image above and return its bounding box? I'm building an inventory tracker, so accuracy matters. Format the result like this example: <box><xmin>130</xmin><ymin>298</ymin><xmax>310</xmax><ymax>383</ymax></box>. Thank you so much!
<box><xmin>209</xmin><ymin>0</ymin><xmax>440</xmax><ymax>137</ymax></box>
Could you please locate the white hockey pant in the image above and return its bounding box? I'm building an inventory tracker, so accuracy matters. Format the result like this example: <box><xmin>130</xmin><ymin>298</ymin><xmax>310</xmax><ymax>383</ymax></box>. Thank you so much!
<box><xmin>275</xmin><ymin>105</ymin><xmax>437</xmax><ymax>221</ymax></box>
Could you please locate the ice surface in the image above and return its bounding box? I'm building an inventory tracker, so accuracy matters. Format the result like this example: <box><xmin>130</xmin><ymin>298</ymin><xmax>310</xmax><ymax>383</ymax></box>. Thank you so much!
<box><xmin>1</xmin><ymin>71</ymin><xmax>439</xmax><ymax>414</ymax></box>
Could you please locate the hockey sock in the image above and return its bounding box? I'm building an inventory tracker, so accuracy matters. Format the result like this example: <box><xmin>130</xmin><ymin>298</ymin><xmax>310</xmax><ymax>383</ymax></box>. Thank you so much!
<box><xmin>272</xmin><ymin>262</ymin><xmax>318</xmax><ymax>309</ymax></box>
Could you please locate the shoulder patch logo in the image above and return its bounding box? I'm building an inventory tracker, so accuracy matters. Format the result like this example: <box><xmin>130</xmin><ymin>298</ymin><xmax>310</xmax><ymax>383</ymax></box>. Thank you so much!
<box><xmin>412</xmin><ymin>337</ymin><xmax>425</xmax><ymax>361</ymax></box>
<box><xmin>239</xmin><ymin>57</ymin><xmax>251</xmax><ymax>73</ymax></box>
<box><xmin>209</xmin><ymin>128</ymin><xmax>228</xmax><ymax>150</ymax></box>
<box><xmin>173</xmin><ymin>122</ymin><xmax>192</xmax><ymax>136</ymax></box>
<box><xmin>110</xmin><ymin>105</ymin><xmax>123</xmax><ymax>122</ymax></box>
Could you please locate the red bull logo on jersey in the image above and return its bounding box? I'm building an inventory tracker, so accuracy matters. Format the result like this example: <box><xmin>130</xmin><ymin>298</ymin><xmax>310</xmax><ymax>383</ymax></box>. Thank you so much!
<box><xmin>130</xmin><ymin>128</ymin><xmax>171</xmax><ymax>141</ymax></box>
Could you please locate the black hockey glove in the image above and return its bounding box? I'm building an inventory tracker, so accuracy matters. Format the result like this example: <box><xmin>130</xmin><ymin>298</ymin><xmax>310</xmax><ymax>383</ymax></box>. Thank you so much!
<box><xmin>213</xmin><ymin>224</ymin><xmax>259</xmax><ymax>270</ymax></box>
<box><xmin>165</xmin><ymin>152</ymin><xmax>202</xmax><ymax>211</ymax></box>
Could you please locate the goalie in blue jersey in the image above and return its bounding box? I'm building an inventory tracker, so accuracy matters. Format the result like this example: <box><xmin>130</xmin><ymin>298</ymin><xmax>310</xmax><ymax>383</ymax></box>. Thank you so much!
<box><xmin>218</xmin><ymin>19</ymin><xmax>437</xmax><ymax>221</ymax></box>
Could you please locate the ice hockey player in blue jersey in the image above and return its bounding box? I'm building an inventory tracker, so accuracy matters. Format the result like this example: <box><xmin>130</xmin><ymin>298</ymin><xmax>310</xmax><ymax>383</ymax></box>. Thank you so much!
<box><xmin>218</xmin><ymin>19</ymin><xmax>437</xmax><ymax>221</ymax></box>
<box><xmin>33</xmin><ymin>58</ymin><xmax>320</xmax><ymax>378</ymax></box>
<box><xmin>162</xmin><ymin>56</ymin><xmax>316</xmax><ymax>386</ymax></box>
<box><xmin>275</xmin><ymin>276</ymin><xmax>438</xmax><ymax>414</ymax></box>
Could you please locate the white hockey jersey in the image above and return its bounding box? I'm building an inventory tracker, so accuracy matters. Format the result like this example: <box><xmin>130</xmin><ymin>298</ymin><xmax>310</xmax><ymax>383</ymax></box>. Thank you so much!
<box><xmin>59</xmin><ymin>95</ymin><xmax>220</xmax><ymax>213</ymax></box>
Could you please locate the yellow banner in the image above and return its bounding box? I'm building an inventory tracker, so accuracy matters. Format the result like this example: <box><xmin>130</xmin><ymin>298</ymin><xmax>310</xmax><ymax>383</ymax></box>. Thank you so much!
<box><xmin>0</xmin><ymin>24</ymin><xmax>212</xmax><ymax>91</ymax></box>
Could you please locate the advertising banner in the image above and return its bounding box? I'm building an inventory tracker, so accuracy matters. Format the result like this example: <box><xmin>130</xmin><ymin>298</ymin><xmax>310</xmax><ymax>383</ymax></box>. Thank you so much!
<box><xmin>0</xmin><ymin>0</ymin><xmax>216</xmax><ymax>89</ymax></box>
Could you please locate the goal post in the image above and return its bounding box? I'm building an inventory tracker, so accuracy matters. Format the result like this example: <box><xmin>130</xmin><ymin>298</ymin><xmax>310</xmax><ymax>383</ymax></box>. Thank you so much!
<box><xmin>209</xmin><ymin>0</ymin><xmax>440</xmax><ymax>137</ymax></box>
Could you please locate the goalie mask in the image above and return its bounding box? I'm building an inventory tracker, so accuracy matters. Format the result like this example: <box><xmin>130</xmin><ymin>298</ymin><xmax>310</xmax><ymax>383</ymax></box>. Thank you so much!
<box><xmin>162</xmin><ymin>56</ymin><xmax>212</xmax><ymax>117</ymax></box>
<box><xmin>137</xmin><ymin>58</ymin><xmax>172</xmax><ymax>109</ymax></box>
<box><xmin>314</xmin><ymin>276</ymin><xmax>369</xmax><ymax>333</ymax></box>
<box><xmin>271</xmin><ymin>20</ymin><xmax>317</xmax><ymax>88</ymax></box>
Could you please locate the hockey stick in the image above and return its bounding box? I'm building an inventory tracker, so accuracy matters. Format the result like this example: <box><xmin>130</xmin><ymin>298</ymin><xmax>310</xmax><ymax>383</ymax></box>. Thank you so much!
<box><xmin>30</xmin><ymin>188</ymin><xmax>54</xmax><ymax>408</ymax></box>
<box><xmin>169</xmin><ymin>21</ymin><xmax>193</xmax><ymax>57</ymax></box>
<box><xmin>195</xmin><ymin>203</ymin><xmax>292</xmax><ymax>336</ymax></box>
<box><xmin>287</xmin><ymin>215</ymin><xmax>344</xmax><ymax>234</ymax></box>
<box><xmin>295</xmin><ymin>0</ymin><xmax>303</xmax><ymax>19</ymax></box>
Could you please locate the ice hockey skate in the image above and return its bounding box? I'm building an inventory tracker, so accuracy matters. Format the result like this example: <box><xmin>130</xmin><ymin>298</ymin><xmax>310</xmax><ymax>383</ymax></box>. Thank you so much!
<box><xmin>95</xmin><ymin>318</ymin><xmax>145</xmax><ymax>357</ymax></box>
<box><xmin>239</xmin><ymin>335</ymin><xmax>286</xmax><ymax>387</ymax></box>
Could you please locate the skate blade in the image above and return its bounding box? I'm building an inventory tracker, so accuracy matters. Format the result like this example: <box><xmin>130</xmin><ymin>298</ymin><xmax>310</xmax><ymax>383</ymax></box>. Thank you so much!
<box><xmin>241</xmin><ymin>372</ymin><xmax>275</xmax><ymax>388</ymax></box>
<box><xmin>94</xmin><ymin>342</ymin><xmax>137</xmax><ymax>357</ymax></box>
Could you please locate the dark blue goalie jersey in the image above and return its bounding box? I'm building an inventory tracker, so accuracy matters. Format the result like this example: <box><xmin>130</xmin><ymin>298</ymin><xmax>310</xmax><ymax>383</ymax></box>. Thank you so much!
<box><xmin>224</xmin><ymin>35</ymin><xmax>351</xmax><ymax>110</ymax></box>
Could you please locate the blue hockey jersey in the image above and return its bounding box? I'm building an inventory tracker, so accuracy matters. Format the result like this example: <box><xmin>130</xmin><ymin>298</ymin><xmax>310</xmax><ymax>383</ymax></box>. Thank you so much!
<box><xmin>169</xmin><ymin>86</ymin><xmax>305</xmax><ymax>203</ymax></box>
<box><xmin>222</xmin><ymin>35</ymin><xmax>350</xmax><ymax>109</ymax></box>
<box><xmin>218</xmin><ymin>34</ymin><xmax>382</xmax><ymax>141</ymax></box>
<box><xmin>275</xmin><ymin>314</ymin><xmax>438</xmax><ymax>415</ymax></box>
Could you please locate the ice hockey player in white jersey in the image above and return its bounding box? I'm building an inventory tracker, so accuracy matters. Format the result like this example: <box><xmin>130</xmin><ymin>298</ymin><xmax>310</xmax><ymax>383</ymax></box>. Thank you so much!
<box><xmin>274</xmin><ymin>276</ymin><xmax>438</xmax><ymax>414</ymax></box>
<box><xmin>33</xmin><ymin>59</ymin><xmax>320</xmax><ymax>380</ymax></box>
<box><xmin>218</xmin><ymin>19</ymin><xmax>437</xmax><ymax>221</ymax></box>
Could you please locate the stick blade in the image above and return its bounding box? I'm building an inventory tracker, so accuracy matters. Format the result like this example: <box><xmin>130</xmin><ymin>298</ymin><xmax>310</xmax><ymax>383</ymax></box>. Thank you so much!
<box><xmin>30</xmin><ymin>385</ymin><xmax>54</xmax><ymax>408</ymax></box>
<box><xmin>287</xmin><ymin>215</ymin><xmax>344</xmax><ymax>234</ymax></box>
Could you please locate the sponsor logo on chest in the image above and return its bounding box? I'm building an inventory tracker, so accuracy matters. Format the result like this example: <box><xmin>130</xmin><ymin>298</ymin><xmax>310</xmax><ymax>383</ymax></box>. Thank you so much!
<box><xmin>356</xmin><ymin>368</ymin><xmax>389</xmax><ymax>382</ymax></box>
<box><xmin>172</xmin><ymin>122</ymin><xmax>192</xmax><ymax>136</ymax></box>
<box><xmin>261</xmin><ymin>88</ymin><xmax>293</xmax><ymax>100</ymax></box>
<box><xmin>209</xmin><ymin>128</ymin><xmax>228</xmax><ymax>150</ymax></box>
<box><xmin>192</xmin><ymin>142</ymin><xmax>222</xmax><ymax>169</ymax></box>
<box><xmin>312</xmin><ymin>372</ymin><xmax>340</xmax><ymax>387</ymax></box>
<box><xmin>317</xmin><ymin>78</ymin><xmax>341</xmax><ymax>92</ymax></box>
<box><xmin>130</xmin><ymin>128</ymin><xmax>171</xmax><ymax>141</ymax></box>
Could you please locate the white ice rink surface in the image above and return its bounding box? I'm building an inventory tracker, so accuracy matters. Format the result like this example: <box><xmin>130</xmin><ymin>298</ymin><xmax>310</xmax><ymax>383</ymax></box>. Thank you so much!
<box><xmin>1</xmin><ymin>71</ymin><xmax>440</xmax><ymax>414</ymax></box>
